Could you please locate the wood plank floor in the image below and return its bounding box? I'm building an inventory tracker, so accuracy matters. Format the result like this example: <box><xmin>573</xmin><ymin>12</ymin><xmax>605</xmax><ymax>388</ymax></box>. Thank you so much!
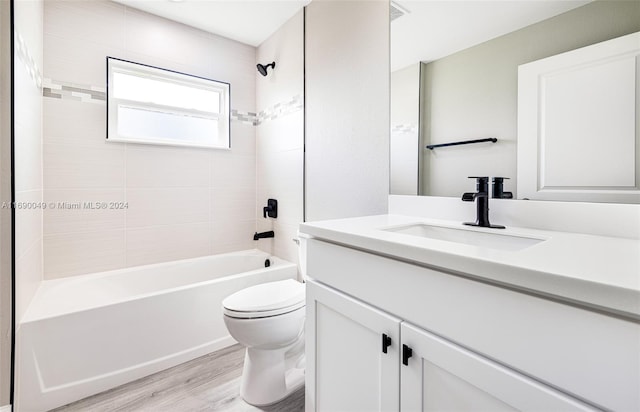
<box><xmin>52</xmin><ymin>344</ymin><xmax>304</xmax><ymax>412</ymax></box>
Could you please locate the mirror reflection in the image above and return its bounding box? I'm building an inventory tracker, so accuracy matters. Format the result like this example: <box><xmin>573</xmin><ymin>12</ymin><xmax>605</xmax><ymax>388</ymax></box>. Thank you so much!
<box><xmin>390</xmin><ymin>0</ymin><xmax>640</xmax><ymax>203</ymax></box>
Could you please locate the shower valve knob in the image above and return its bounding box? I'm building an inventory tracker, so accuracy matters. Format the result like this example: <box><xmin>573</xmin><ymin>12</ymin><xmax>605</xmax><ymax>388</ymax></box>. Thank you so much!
<box><xmin>263</xmin><ymin>199</ymin><xmax>278</xmax><ymax>218</ymax></box>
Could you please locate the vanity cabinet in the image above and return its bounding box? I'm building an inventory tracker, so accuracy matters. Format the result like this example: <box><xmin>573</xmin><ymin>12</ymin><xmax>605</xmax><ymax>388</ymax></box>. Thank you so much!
<box><xmin>305</xmin><ymin>238</ymin><xmax>640</xmax><ymax>411</ymax></box>
<box><xmin>307</xmin><ymin>280</ymin><xmax>593</xmax><ymax>412</ymax></box>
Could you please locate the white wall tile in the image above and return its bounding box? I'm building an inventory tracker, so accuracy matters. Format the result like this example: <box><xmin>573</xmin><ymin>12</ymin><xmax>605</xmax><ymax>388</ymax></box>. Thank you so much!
<box><xmin>211</xmin><ymin>153</ymin><xmax>256</xmax><ymax>190</ymax></box>
<box><xmin>208</xmin><ymin>34</ymin><xmax>256</xmax><ymax>112</ymax></box>
<box><xmin>44</xmin><ymin>0</ymin><xmax>125</xmax><ymax>49</ymax></box>
<box><xmin>123</xmin><ymin>7</ymin><xmax>212</xmax><ymax>76</ymax></box>
<box><xmin>126</xmin><ymin>223</ymin><xmax>211</xmax><ymax>268</ymax></box>
<box><xmin>14</xmin><ymin>190</ymin><xmax>42</xmax><ymax>261</ymax></box>
<box><xmin>14</xmin><ymin>123</ymin><xmax>42</xmax><ymax>193</ymax></box>
<box><xmin>43</xmin><ymin>189</ymin><xmax>125</xmax><ymax>235</ymax></box>
<box><xmin>14</xmin><ymin>0</ymin><xmax>44</xmax><ymax>321</ymax></box>
<box><xmin>13</xmin><ymin>62</ymin><xmax>42</xmax><ymax>131</ymax></box>
<box><xmin>272</xmin><ymin>221</ymin><xmax>300</xmax><ymax>267</ymax></box>
<box><xmin>43</xmin><ymin>142</ymin><xmax>125</xmax><ymax>189</ymax></box>
<box><xmin>126</xmin><ymin>144</ymin><xmax>211</xmax><ymax>188</ymax></box>
<box><xmin>43</xmin><ymin>99</ymin><xmax>106</xmax><ymax>146</ymax></box>
<box><xmin>230</xmin><ymin>122</ymin><xmax>257</xmax><ymax>156</ymax></box>
<box><xmin>15</xmin><ymin>0</ymin><xmax>43</xmax><ymax>70</ymax></box>
<box><xmin>43</xmin><ymin>230</ymin><xmax>126</xmax><ymax>279</ymax></box>
<box><xmin>211</xmin><ymin>186</ymin><xmax>256</xmax><ymax>223</ymax></box>
<box><xmin>212</xmin><ymin>219</ymin><xmax>256</xmax><ymax>255</ymax></box>
<box><xmin>16</xmin><ymin>240</ymin><xmax>43</xmax><ymax>322</ymax></box>
<box><xmin>44</xmin><ymin>33</ymin><xmax>125</xmax><ymax>86</ymax></box>
<box><xmin>256</xmin><ymin>10</ymin><xmax>304</xmax><ymax>111</ymax></box>
<box><xmin>255</xmin><ymin>11</ymin><xmax>304</xmax><ymax>263</ymax></box>
<box><xmin>256</xmin><ymin>112</ymin><xmax>303</xmax><ymax>153</ymax></box>
<box><xmin>126</xmin><ymin>188</ymin><xmax>210</xmax><ymax>229</ymax></box>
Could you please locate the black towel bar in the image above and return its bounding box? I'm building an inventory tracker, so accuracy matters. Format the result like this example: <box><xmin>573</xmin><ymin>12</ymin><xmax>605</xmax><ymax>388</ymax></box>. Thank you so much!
<box><xmin>426</xmin><ymin>138</ymin><xmax>497</xmax><ymax>150</ymax></box>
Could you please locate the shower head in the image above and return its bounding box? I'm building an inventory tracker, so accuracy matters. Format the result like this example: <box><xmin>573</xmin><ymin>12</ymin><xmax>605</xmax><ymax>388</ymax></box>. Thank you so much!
<box><xmin>257</xmin><ymin>62</ymin><xmax>276</xmax><ymax>76</ymax></box>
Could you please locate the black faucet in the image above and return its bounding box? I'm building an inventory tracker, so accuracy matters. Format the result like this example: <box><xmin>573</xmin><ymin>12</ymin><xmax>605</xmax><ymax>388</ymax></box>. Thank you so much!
<box><xmin>462</xmin><ymin>177</ymin><xmax>505</xmax><ymax>229</ymax></box>
<box><xmin>253</xmin><ymin>231</ymin><xmax>275</xmax><ymax>240</ymax></box>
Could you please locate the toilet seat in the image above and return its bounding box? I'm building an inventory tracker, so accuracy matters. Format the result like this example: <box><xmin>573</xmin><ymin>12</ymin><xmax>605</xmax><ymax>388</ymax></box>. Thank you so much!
<box><xmin>223</xmin><ymin>279</ymin><xmax>305</xmax><ymax>319</ymax></box>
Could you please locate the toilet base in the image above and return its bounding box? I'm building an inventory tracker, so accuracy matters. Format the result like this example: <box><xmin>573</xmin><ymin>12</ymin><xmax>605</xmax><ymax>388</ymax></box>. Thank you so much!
<box><xmin>240</xmin><ymin>346</ymin><xmax>305</xmax><ymax>406</ymax></box>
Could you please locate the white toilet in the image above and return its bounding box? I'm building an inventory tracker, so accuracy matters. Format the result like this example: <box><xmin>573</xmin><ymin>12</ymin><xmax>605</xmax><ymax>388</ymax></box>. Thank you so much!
<box><xmin>222</xmin><ymin>234</ymin><xmax>308</xmax><ymax>406</ymax></box>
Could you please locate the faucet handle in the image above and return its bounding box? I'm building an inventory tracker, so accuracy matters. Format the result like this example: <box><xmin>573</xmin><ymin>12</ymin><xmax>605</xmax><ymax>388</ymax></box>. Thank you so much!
<box><xmin>467</xmin><ymin>176</ymin><xmax>489</xmax><ymax>192</ymax></box>
<box><xmin>492</xmin><ymin>177</ymin><xmax>513</xmax><ymax>199</ymax></box>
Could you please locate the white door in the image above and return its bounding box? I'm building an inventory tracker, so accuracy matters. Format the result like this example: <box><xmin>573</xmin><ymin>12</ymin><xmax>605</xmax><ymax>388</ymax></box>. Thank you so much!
<box><xmin>400</xmin><ymin>322</ymin><xmax>594</xmax><ymax>412</ymax></box>
<box><xmin>517</xmin><ymin>31</ymin><xmax>640</xmax><ymax>203</ymax></box>
<box><xmin>306</xmin><ymin>280</ymin><xmax>401</xmax><ymax>412</ymax></box>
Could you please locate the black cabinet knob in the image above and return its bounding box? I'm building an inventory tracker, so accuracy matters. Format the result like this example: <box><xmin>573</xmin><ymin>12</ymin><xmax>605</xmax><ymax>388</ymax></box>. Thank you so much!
<box><xmin>382</xmin><ymin>334</ymin><xmax>392</xmax><ymax>354</ymax></box>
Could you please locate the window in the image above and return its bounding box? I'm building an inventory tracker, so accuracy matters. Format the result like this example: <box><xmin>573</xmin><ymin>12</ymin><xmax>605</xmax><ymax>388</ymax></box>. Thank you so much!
<box><xmin>107</xmin><ymin>57</ymin><xmax>230</xmax><ymax>149</ymax></box>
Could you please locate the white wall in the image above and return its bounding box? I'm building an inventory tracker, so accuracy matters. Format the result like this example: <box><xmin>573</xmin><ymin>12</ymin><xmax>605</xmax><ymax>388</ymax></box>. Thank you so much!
<box><xmin>255</xmin><ymin>11</ymin><xmax>304</xmax><ymax>267</ymax></box>
<box><xmin>14</xmin><ymin>0</ymin><xmax>44</xmax><ymax>323</ymax></box>
<box><xmin>390</xmin><ymin>63</ymin><xmax>419</xmax><ymax>195</ymax></box>
<box><xmin>42</xmin><ymin>0</ymin><xmax>257</xmax><ymax>279</ymax></box>
<box><xmin>305</xmin><ymin>0</ymin><xmax>390</xmax><ymax>222</ymax></box>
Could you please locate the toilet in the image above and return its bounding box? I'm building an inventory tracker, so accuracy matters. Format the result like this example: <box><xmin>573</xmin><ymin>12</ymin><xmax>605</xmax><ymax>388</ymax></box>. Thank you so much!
<box><xmin>222</xmin><ymin>234</ymin><xmax>308</xmax><ymax>406</ymax></box>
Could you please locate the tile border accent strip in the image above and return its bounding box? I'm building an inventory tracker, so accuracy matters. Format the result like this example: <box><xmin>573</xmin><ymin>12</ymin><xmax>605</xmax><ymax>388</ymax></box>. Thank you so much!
<box><xmin>231</xmin><ymin>109</ymin><xmax>258</xmax><ymax>125</ymax></box>
<box><xmin>42</xmin><ymin>78</ymin><xmax>303</xmax><ymax>126</ymax></box>
<box><xmin>255</xmin><ymin>94</ymin><xmax>303</xmax><ymax>125</ymax></box>
<box><xmin>43</xmin><ymin>78</ymin><xmax>106</xmax><ymax>104</ymax></box>
<box><xmin>391</xmin><ymin>124</ymin><xmax>417</xmax><ymax>133</ymax></box>
<box><xmin>233</xmin><ymin>95</ymin><xmax>303</xmax><ymax>126</ymax></box>
<box><xmin>15</xmin><ymin>30</ymin><xmax>42</xmax><ymax>89</ymax></box>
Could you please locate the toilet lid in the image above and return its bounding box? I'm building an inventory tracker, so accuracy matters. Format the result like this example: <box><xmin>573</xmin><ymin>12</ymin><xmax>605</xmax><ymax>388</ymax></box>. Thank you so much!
<box><xmin>222</xmin><ymin>279</ymin><xmax>305</xmax><ymax>318</ymax></box>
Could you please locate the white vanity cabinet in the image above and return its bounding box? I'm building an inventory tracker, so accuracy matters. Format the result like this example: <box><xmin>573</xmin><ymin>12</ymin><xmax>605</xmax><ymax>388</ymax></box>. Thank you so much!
<box><xmin>307</xmin><ymin>280</ymin><xmax>592</xmax><ymax>412</ymax></box>
<box><xmin>304</xmin><ymin>238</ymin><xmax>640</xmax><ymax>411</ymax></box>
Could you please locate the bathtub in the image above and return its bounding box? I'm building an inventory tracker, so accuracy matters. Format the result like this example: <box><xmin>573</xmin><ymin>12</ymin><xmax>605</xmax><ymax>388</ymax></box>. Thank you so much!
<box><xmin>16</xmin><ymin>249</ymin><xmax>298</xmax><ymax>412</ymax></box>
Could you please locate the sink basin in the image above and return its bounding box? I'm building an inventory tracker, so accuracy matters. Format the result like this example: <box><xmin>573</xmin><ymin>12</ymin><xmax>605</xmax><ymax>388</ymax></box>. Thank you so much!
<box><xmin>382</xmin><ymin>223</ymin><xmax>545</xmax><ymax>251</ymax></box>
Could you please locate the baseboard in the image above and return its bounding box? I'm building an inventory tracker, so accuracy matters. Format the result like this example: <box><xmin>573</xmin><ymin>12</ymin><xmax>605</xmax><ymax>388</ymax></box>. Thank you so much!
<box><xmin>0</xmin><ymin>404</ymin><xmax>12</xmax><ymax>412</ymax></box>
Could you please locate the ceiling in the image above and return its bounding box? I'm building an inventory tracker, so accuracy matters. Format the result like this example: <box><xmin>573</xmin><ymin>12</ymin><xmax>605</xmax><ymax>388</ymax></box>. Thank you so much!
<box><xmin>111</xmin><ymin>0</ymin><xmax>310</xmax><ymax>47</ymax></box>
<box><xmin>391</xmin><ymin>0</ymin><xmax>592</xmax><ymax>71</ymax></box>
<box><xmin>111</xmin><ymin>0</ymin><xmax>591</xmax><ymax>68</ymax></box>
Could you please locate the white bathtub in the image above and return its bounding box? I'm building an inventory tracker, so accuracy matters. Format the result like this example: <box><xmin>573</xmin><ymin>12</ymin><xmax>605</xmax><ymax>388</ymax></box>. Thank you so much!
<box><xmin>16</xmin><ymin>250</ymin><xmax>297</xmax><ymax>412</ymax></box>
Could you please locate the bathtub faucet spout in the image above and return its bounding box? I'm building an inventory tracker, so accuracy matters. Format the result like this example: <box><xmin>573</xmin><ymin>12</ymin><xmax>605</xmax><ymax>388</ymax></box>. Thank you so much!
<box><xmin>254</xmin><ymin>231</ymin><xmax>275</xmax><ymax>241</ymax></box>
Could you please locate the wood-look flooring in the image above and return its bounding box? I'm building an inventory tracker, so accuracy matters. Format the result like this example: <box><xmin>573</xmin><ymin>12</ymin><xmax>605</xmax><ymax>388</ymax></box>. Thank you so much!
<box><xmin>52</xmin><ymin>344</ymin><xmax>304</xmax><ymax>412</ymax></box>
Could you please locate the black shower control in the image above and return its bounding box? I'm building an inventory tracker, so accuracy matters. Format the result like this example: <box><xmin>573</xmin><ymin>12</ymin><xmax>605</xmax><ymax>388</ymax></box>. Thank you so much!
<box><xmin>263</xmin><ymin>199</ymin><xmax>278</xmax><ymax>219</ymax></box>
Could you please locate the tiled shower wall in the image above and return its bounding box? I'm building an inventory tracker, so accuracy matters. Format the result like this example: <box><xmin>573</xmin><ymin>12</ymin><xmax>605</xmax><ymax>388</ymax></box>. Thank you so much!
<box><xmin>14</xmin><ymin>0</ymin><xmax>44</xmax><ymax>322</ymax></box>
<box><xmin>255</xmin><ymin>11</ymin><xmax>304</xmax><ymax>268</ymax></box>
<box><xmin>42</xmin><ymin>0</ymin><xmax>258</xmax><ymax>279</ymax></box>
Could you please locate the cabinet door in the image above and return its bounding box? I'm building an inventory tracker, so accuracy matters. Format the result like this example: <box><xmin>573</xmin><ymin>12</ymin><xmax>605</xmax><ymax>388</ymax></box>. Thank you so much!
<box><xmin>517</xmin><ymin>31</ymin><xmax>640</xmax><ymax>203</ymax></box>
<box><xmin>400</xmin><ymin>323</ymin><xmax>594</xmax><ymax>412</ymax></box>
<box><xmin>306</xmin><ymin>280</ymin><xmax>401</xmax><ymax>412</ymax></box>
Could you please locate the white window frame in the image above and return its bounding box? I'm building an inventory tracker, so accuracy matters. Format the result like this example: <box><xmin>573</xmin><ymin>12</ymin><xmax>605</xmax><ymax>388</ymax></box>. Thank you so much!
<box><xmin>106</xmin><ymin>57</ymin><xmax>231</xmax><ymax>149</ymax></box>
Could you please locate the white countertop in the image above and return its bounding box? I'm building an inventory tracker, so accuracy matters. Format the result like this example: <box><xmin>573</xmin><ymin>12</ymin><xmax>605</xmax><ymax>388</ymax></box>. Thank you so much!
<box><xmin>300</xmin><ymin>214</ymin><xmax>640</xmax><ymax>319</ymax></box>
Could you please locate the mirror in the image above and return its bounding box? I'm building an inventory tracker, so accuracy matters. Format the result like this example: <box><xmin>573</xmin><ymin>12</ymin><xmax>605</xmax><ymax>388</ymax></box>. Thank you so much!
<box><xmin>390</xmin><ymin>0</ymin><xmax>640</xmax><ymax>202</ymax></box>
